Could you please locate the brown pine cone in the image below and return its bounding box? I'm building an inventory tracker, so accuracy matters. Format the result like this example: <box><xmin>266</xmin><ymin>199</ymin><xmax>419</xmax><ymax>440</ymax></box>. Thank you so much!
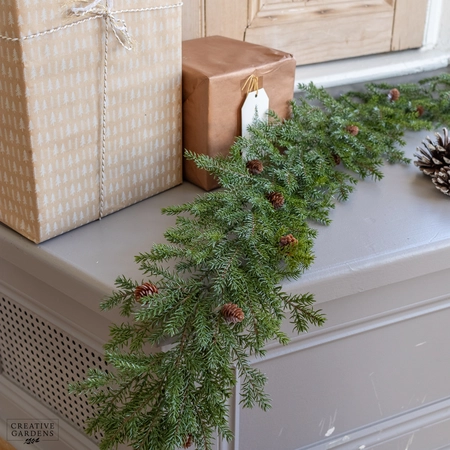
<box><xmin>221</xmin><ymin>303</ymin><xmax>245</xmax><ymax>324</ymax></box>
<box><xmin>332</xmin><ymin>153</ymin><xmax>341</xmax><ymax>166</ymax></box>
<box><xmin>345</xmin><ymin>125</ymin><xmax>359</xmax><ymax>136</ymax></box>
<box><xmin>246</xmin><ymin>159</ymin><xmax>264</xmax><ymax>175</ymax></box>
<box><xmin>267</xmin><ymin>192</ymin><xmax>284</xmax><ymax>209</ymax></box>
<box><xmin>279</xmin><ymin>234</ymin><xmax>298</xmax><ymax>247</ymax></box>
<box><xmin>416</xmin><ymin>105</ymin><xmax>425</xmax><ymax>117</ymax></box>
<box><xmin>183</xmin><ymin>435</ymin><xmax>193</xmax><ymax>449</ymax></box>
<box><xmin>134</xmin><ymin>282</ymin><xmax>158</xmax><ymax>302</ymax></box>
<box><xmin>388</xmin><ymin>88</ymin><xmax>400</xmax><ymax>102</ymax></box>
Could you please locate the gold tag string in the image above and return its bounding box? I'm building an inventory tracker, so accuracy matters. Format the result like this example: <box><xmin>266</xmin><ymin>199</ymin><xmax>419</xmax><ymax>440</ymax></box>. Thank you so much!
<box><xmin>242</xmin><ymin>74</ymin><xmax>259</xmax><ymax>96</ymax></box>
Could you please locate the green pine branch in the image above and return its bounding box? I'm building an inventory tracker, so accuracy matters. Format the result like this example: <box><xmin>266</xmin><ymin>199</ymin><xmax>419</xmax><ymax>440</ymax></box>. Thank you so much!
<box><xmin>69</xmin><ymin>73</ymin><xmax>450</xmax><ymax>450</ymax></box>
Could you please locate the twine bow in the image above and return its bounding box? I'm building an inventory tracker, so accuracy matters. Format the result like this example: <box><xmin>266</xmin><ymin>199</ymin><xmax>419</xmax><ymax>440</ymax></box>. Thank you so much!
<box><xmin>70</xmin><ymin>0</ymin><xmax>134</xmax><ymax>50</ymax></box>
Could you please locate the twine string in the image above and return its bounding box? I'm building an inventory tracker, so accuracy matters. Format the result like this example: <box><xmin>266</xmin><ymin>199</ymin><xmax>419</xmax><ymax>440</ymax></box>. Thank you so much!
<box><xmin>71</xmin><ymin>0</ymin><xmax>104</xmax><ymax>12</ymax></box>
<box><xmin>0</xmin><ymin>1</ymin><xmax>183</xmax><ymax>219</ymax></box>
<box><xmin>70</xmin><ymin>0</ymin><xmax>134</xmax><ymax>50</ymax></box>
<box><xmin>101</xmin><ymin>1</ymin><xmax>110</xmax><ymax>219</ymax></box>
<box><xmin>242</xmin><ymin>74</ymin><xmax>259</xmax><ymax>97</ymax></box>
<box><xmin>70</xmin><ymin>0</ymin><xmax>126</xmax><ymax>218</ymax></box>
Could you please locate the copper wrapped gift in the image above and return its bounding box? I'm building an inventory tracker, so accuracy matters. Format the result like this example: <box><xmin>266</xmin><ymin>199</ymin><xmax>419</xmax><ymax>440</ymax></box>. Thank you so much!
<box><xmin>0</xmin><ymin>0</ymin><xmax>183</xmax><ymax>243</ymax></box>
<box><xmin>182</xmin><ymin>35</ymin><xmax>296</xmax><ymax>191</ymax></box>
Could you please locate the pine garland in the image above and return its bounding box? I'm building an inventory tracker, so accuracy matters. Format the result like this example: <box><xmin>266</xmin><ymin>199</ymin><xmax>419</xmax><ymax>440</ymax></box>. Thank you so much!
<box><xmin>69</xmin><ymin>73</ymin><xmax>450</xmax><ymax>450</ymax></box>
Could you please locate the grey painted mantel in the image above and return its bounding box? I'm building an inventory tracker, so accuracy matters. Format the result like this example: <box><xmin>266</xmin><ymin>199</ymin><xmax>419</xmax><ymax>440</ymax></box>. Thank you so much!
<box><xmin>2</xmin><ymin>128</ymin><xmax>450</xmax><ymax>450</ymax></box>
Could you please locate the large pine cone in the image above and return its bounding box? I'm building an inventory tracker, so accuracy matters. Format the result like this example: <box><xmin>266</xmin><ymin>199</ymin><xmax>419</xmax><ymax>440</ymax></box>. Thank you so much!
<box><xmin>414</xmin><ymin>128</ymin><xmax>450</xmax><ymax>196</ymax></box>
<box><xmin>414</xmin><ymin>129</ymin><xmax>450</xmax><ymax>176</ymax></box>
<box><xmin>134</xmin><ymin>282</ymin><xmax>158</xmax><ymax>302</ymax></box>
<box><xmin>221</xmin><ymin>303</ymin><xmax>245</xmax><ymax>324</ymax></box>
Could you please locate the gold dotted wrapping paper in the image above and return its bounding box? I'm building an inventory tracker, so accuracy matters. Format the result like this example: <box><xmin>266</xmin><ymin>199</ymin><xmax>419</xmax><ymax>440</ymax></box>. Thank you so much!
<box><xmin>0</xmin><ymin>0</ymin><xmax>182</xmax><ymax>243</ymax></box>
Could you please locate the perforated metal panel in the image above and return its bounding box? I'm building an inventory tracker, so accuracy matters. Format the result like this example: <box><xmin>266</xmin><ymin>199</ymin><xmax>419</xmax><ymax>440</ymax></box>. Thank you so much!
<box><xmin>0</xmin><ymin>294</ymin><xmax>107</xmax><ymax>441</ymax></box>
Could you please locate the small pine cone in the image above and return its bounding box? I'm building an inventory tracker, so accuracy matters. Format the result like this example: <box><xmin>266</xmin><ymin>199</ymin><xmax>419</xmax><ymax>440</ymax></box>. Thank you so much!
<box><xmin>332</xmin><ymin>153</ymin><xmax>341</xmax><ymax>166</ymax></box>
<box><xmin>416</xmin><ymin>105</ymin><xmax>425</xmax><ymax>117</ymax></box>
<box><xmin>345</xmin><ymin>125</ymin><xmax>359</xmax><ymax>136</ymax></box>
<box><xmin>388</xmin><ymin>88</ymin><xmax>400</xmax><ymax>102</ymax></box>
<box><xmin>279</xmin><ymin>234</ymin><xmax>298</xmax><ymax>247</ymax></box>
<box><xmin>221</xmin><ymin>303</ymin><xmax>245</xmax><ymax>324</ymax></box>
<box><xmin>267</xmin><ymin>192</ymin><xmax>284</xmax><ymax>209</ymax></box>
<box><xmin>183</xmin><ymin>435</ymin><xmax>193</xmax><ymax>449</ymax></box>
<box><xmin>246</xmin><ymin>159</ymin><xmax>264</xmax><ymax>175</ymax></box>
<box><xmin>134</xmin><ymin>282</ymin><xmax>158</xmax><ymax>302</ymax></box>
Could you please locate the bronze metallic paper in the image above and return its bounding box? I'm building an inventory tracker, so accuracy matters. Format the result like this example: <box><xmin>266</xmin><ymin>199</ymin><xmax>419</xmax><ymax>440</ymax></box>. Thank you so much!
<box><xmin>182</xmin><ymin>35</ymin><xmax>296</xmax><ymax>191</ymax></box>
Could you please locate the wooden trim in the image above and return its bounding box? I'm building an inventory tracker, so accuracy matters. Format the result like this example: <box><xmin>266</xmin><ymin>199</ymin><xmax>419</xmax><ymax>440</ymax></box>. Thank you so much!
<box><xmin>294</xmin><ymin>48</ymin><xmax>450</xmax><ymax>90</ymax></box>
<box><xmin>182</xmin><ymin>0</ymin><xmax>205</xmax><ymax>40</ymax></box>
<box><xmin>248</xmin><ymin>0</ymin><xmax>261</xmax><ymax>24</ymax></box>
<box><xmin>205</xmin><ymin>0</ymin><xmax>248</xmax><ymax>40</ymax></box>
<box><xmin>249</xmin><ymin>293</ymin><xmax>450</xmax><ymax>363</ymax></box>
<box><xmin>391</xmin><ymin>0</ymin><xmax>429</xmax><ymax>50</ymax></box>
<box><xmin>281</xmin><ymin>396</ymin><xmax>450</xmax><ymax>450</ymax></box>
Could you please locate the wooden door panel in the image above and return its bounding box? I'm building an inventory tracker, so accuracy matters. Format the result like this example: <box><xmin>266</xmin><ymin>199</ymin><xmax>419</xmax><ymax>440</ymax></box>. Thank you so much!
<box><xmin>263</xmin><ymin>0</ymin><xmax>360</xmax><ymax>6</ymax></box>
<box><xmin>182</xmin><ymin>0</ymin><xmax>204</xmax><ymax>41</ymax></box>
<box><xmin>247</xmin><ymin>0</ymin><xmax>392</xmax><ymax>26</ymax></box>
<box><xmin>392</xmin><ymin>0</ymin><xmax>429</xmax><ymax>51</ymax></box>
<box><xmin>245</xmin><ymin>1</ymin><xmax>393</xmax><ymax>65</ymax></box>
<box><xmin>247</xmin><ymin>0</ymin><xmax>376</xmax><ymax>26</ymax></box>
<box><xmin>246</xmin><ymin>14</ymin><xmax>393</xmax><ymax>66</ymax></box>
<box><xmin>204</xmin><ymin>0</ymin><xmax>248</xmax><ymax>41</ymax></box>
<box><xmin>183</xmin><ymin>0</ymin><xmax>429</xmax><ymax>66</ymax></box>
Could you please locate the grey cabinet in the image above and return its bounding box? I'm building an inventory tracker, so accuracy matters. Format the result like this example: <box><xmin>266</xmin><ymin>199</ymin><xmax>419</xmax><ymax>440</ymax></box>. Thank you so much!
<box><xmin>1</xmin><ymin>130</ymin><xmax>450</xmax><ymax>449</ymax></box>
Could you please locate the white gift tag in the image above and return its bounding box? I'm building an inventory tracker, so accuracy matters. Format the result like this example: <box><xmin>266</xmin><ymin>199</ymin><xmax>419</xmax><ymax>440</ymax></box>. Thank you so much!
<box><xmin>241</xmin><ymin>88</ymin><xmax>269</xmax><ymax>138</ymax></box>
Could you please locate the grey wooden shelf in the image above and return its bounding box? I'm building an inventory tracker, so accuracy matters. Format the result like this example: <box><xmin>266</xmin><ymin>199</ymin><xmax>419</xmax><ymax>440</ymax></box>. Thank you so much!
<box><xmin>2</xmin><ymin>117</ymin><xmax>450</xmax><ymax>449</ymax></box>
<box><xmin>2</xmin><ymin>129</ymin><xmax>450</xmax><ymax>311</ymax></box>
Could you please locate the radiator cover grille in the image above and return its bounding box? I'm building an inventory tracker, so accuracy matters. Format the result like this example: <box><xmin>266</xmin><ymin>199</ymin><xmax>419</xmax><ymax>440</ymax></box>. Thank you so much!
<box><xmin>0</xmin><ymin>294</ymin><xmax>107</xmax><ymax>441</ymax></box>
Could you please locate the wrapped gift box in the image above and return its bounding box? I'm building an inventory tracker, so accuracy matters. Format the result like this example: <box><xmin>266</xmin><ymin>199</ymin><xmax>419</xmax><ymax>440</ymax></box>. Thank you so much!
<box><xmin>182</xmin><ymin>36</ymin><xmax>296</xmax><ymax>191</ymax></box>
<box><xmin>0</xmin><ymin>0</ymin><xmax>183</xmax><ymax>243</ymax></box>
